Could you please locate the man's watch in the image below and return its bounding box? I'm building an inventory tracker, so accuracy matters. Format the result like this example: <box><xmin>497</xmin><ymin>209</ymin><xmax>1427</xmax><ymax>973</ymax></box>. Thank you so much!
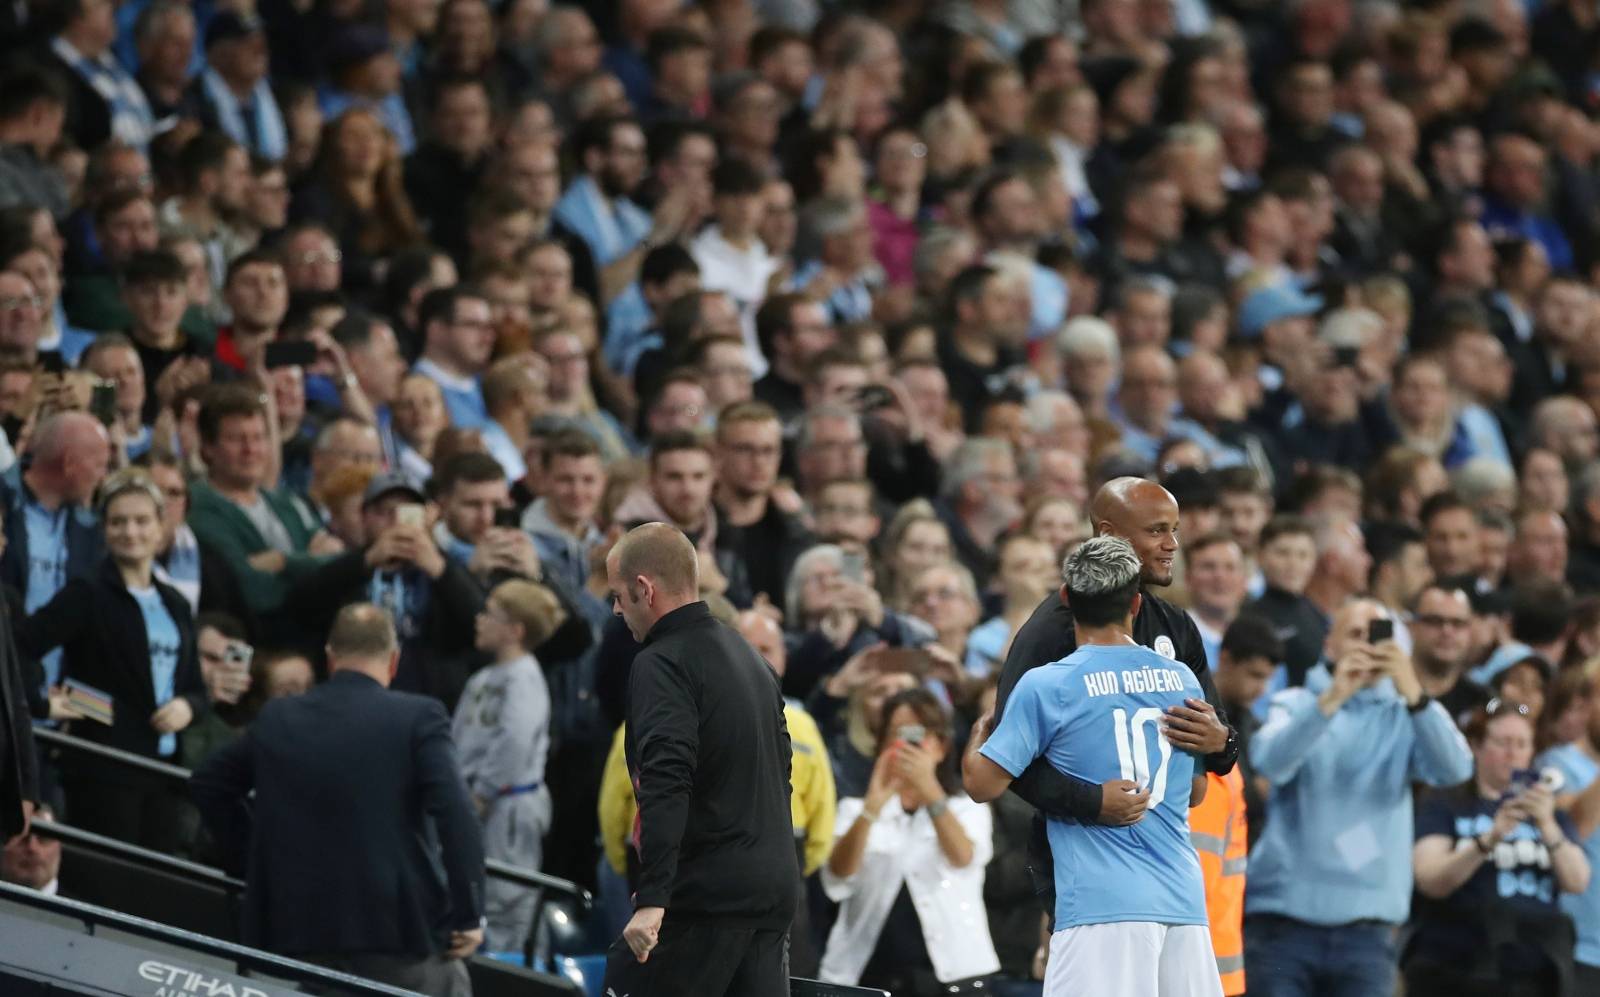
<box><xmin>924</xmin><ymin>798</ymin><xmax>949</xmax><ymax>819</ymax></box>
<box><xmin>1407</xmin><ymin>694</ymin><xmax>1433</xmax><ymax>714</ymax></box>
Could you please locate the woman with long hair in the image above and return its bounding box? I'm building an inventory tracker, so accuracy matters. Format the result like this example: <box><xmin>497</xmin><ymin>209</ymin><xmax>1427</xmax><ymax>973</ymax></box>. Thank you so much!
<box><xmin>290</xmin><ymin>107</ymin><xmax>422</xmax><ymax>290</ymax></box>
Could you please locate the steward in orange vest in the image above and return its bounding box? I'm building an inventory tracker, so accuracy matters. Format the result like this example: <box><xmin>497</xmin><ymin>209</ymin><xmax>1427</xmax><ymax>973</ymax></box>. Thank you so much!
<box><xmin>1192</xmin><ymin>766</ymin><xmax>1247</xmax><ymax>995</ymax></box>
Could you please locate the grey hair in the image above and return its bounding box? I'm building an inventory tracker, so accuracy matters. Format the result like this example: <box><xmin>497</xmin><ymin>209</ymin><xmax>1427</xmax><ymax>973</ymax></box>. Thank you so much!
<box><xmin>1451</xmin><ymin>457</ymin><xmax>1517</xmax><ymax>507</ymax></box>
<box><xmin>941</xmin><ymin>437</ymin><xmax>1013</xmax><ymax>502</ymax></box>
<box><xmin>1114</xmin><ymin>275</ymin><xmax>1174</xmax><ymax>309</ymax></box>
<box><xmin>1055</xmin><ymin>315</ymin><xmax>1120</xmax><ymax>364</ymax></box>
<box><xmin>785</xmin><ymin>543</ymin><xmax>844</xmax><ymax>626</ymax></box>
<box><xmin>1024</xmin><ymin>390</ymin><xmax>1078</xmax><ymax>436</ymax></box>
<box><xmin>797</xmin><ymin>403</ymin><xmax>860</xmax><ymax>450</ymax></box>
<box><xmin>803</xmin><ymin>195</ymin><xmax>867</xmax><ymax>242</ymax></box>
<box><xmin>1062</xmin><ymin>535</ymin><xmax>1142</xmax><ymax>592</ymax></box>
<box><xmin>912</xmin><ymin>227</ymin><xmax>976</xmax><ymax>283</ymax></box>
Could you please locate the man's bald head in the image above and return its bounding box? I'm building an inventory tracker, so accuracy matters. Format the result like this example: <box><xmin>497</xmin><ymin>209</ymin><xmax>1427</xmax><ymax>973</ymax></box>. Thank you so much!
<box><xmin>607</xmin><ymin>523</ymin><xmax>701</xmax><ymax>639</ymax></box>
<box><xmin>736</xmin><ymin>610</ymin><xmax>786</xmax><ymax>675</ymax></box>
<box><xmin>1088</xmin><ymin>477</ymin><xmax>1182</xmax><ymax>586</ymax></box>
<box><xmin>613</xmin><ymin>523</ymin><xmax>699</xmax><ymax>596</ymax></box>
<box><xmin>28</xmin><ymin>411</ymin><xmax>111</xmax><ymax>505</ymax></box>
<box><xmin>325</xmin><ymin>602</ymin><xmax>400</xmax><ymax>684</ymax></box>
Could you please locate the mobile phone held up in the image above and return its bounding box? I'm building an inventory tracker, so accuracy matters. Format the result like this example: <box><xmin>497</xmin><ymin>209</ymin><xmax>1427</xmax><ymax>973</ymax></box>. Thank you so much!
<box><xmin>90</xmin><ymin>380</ymin><xmax>118</xmax><ymax>427</ymax></box>
<box><xmin>1367</xmin><ymin>618</ymin><xmax>1393</xmax><ymax>644</ymax></box>
<box><xmin>264</xmin><ymin>340</ymin><xmax>319</xmax><ymax>369</ymax></box>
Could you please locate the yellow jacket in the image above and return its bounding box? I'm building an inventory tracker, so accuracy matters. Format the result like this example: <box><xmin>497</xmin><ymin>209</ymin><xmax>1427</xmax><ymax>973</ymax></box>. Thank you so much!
<box><xmin>599</xmin><ymin>704</ymin><xmax>837</xmax><ymax>877</ymax></box>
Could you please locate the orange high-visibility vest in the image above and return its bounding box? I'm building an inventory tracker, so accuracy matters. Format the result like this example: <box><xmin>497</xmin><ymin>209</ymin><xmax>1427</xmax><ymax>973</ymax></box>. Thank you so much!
<box><xmin>1191</xmin><ymin>768</ymin><xmax>1247</xmax><ymax>996</ymax></box>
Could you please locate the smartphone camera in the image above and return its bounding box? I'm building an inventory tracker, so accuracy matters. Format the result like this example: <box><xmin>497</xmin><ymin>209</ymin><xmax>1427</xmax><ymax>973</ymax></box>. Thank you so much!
<box><xmin>1367</xmin><ymin>618</ymin><xmax>1394</xmax><ymax>644</ymax></box>
<box><xmin>897</xmin><ymin>724</ymin><xmax>926</xmax><ymax>747</ymax></box>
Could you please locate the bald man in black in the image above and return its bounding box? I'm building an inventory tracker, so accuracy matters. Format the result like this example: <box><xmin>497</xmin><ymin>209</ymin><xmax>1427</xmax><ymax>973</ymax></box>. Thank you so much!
<box><xmin>993</xmin><ymin>477</ymin><xmax>1239</xmax><ymax>827</ymax></box>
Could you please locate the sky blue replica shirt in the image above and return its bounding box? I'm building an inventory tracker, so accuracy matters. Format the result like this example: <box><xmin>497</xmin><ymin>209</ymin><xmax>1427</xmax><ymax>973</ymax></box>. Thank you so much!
<box><xmin>981</xmin><ymin>642</ymin><xmax>1207</xmax><ymax>929</ymax></box>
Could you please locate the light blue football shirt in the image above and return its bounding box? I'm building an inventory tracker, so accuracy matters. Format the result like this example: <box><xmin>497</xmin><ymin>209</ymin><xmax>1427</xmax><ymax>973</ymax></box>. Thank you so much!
<box><xmin>981</xmin><ymin>643</ymin><xmax>1208</xmax><ymax>930</ymax></box>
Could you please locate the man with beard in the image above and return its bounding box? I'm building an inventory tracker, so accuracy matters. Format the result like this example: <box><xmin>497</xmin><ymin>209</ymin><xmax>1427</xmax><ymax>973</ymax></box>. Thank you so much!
<box><xmin>552</xmin><ymin>114</ymin><xmax>695</xmax><ymax>308</ymax></box>
<box><xmin>1409</xmin><ymin>583</ymin><xmax>1489</xmax><ymax>723</ymax></box>
<box><xmin>991</xmin><ymin>477</ymin><xmax>1237</xmax><ymax>915</ymax></box>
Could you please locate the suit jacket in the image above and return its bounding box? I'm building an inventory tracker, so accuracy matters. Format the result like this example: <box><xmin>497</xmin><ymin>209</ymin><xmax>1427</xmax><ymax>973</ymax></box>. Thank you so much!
<box><xmin>0</xmin><ymin>591</ymin><xmax>37</xmax><ymax>838</ymax></box>
<box><xmin>191</xmin><ymin>670</ymin><xmax>485</xmax><ymax>957</ymax></box>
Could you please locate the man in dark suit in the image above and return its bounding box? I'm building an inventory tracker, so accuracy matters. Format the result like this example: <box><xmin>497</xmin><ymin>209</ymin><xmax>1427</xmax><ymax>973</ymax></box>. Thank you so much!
<box><xmin>602</xmin><ymin>523</ymin><xmax>799</xmax><ymax>997</ymax></box>
<box><xmin>191</xmin><ymin>604</ymin><xmax>485</xmax><ymax>997</ymax></box>
<box><xmin>0</xmin><ymin>602</ymin><xmax>37</xmax><ymax>845</ymax></box>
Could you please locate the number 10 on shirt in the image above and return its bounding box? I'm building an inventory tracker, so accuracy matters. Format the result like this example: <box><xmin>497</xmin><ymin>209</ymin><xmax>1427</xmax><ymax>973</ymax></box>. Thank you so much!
<box><xmin>1112</xmin><ymin>707</ymin><xmax>1173</xmax><ymax>808</ymax></box>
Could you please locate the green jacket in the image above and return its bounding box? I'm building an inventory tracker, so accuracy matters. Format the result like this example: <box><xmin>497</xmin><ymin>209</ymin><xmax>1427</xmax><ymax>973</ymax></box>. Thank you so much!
<box><xmin>63</xmin><ymin>273</ymin><xmax>215</xmax><ymax>345</ymax></box>
<box><xmin>186</xmin><ymin>480</ymin><xmax>329</xmax><ymax>614</ymax></box>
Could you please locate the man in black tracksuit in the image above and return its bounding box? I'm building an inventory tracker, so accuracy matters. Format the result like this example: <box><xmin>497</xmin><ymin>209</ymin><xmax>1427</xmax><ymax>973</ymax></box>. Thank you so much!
<box><xmin>992</xmin><ymin>478</ymin><xmax>1240</xmax><ymax>914</ymax></box>
<box><xmin>603</xmin><ymin>523</ymin><xmax>799</xmax><ymax>997</ymax></box>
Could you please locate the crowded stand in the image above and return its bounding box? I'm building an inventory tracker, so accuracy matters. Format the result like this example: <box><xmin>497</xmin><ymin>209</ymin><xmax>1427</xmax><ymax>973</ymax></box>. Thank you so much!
<box><xmin>7</xmin><ymin>0</ymin><xmax>1600</xmax><ymax>994</ymax></box>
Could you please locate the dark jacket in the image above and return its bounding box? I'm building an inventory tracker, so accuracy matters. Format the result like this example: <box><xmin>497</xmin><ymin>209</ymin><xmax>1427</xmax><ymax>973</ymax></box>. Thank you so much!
<box><xmin>284</xmin><ymin>549</ymin><xmax>486</xmax><ymax>709</ymax></box>
<box><xmin>994</xmin><ymin>589</ymin><xmax>1237</xmax><ymax>821</ymax></box>
<box><xmin>1246</xmin><ymin>586</ymin><xmax>1328</xmax><ymax>689</ymax></box>
<box><xmin>190</xmin><ymin>670</ymin><xmax>485</xmax><ymax>957</ymax></box>
<box><xmin>16</xmin><ymin>558</ymin><xmax>206</xmax><ymax>760</ymax></box>
<box><xmin>714</xmin><ymin>500</ymin><xmax>812</xmax><ymax>606</ymax></box>
<box><xmin>625</xmin><ymin>602</ymin><xmax>800</xmax><ymax>925</ymax></box>
<box><xmin>0</xmin><ymin>591</ymin><xmax>36</xmax><ymax>838</ymax></box>
<box><xmin>0</xmin><ymin>466</ymin><xmax>104</xmax><ymax>605</ymax></box>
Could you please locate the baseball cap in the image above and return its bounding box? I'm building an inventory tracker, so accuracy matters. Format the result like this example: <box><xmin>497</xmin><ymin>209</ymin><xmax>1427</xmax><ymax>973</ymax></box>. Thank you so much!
<box><xmin>205</xmin><ymin>11</ymin><xmax>264</xmax><ymax>48</ymax></box>
<box><xmin>329</xmin><ymin>24</ymin><xmax>392</xmax><ymax>71</ymax></box>
<box><xmin>1237</xmin><ymin>283</ymin><xmax>1323</xmax><ymax>340</ymax></box>
<box><xmin>362</xmin><ymin>470</ymin><xmax>426</xmax><ymax>508</ymax></box>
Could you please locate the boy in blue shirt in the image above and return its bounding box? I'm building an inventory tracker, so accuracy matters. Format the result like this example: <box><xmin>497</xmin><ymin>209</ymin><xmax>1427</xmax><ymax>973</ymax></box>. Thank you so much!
<box><xmin>965</xmin><ymin>535</ymin><xmax>1221</xmax><ymax>997</ymax></box>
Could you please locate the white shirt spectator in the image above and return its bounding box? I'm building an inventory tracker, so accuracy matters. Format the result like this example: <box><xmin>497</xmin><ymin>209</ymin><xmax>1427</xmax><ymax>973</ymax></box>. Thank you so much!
<box><xmin>691</xmin><ymin>223</ymin><xmax>777</xmax><ymax>379</ymax></box>
<box><xmin>819</xmin><ymin>794</ymin><xmax>1001</xmax><ymax>986</ymax></box>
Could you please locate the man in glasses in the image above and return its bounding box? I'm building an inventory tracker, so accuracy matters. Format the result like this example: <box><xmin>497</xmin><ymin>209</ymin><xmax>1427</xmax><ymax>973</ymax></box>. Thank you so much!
<box><xmin>1410</xmin><ymin>583</ymin><xmax>1490</xmax><ymax>724</ymax></box>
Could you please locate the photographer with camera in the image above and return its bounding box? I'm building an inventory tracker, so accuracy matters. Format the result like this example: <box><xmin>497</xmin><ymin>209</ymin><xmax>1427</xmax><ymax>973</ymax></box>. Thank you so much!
<box><xmin>1244</xmin><ymin>599</ymin><xmax>1473</xmax><ymax>997</ymax></box>
<box><xmin>1406</xmin><ymin>700</ymin><xmax>1588</xmax><ymax>997</ymax></box>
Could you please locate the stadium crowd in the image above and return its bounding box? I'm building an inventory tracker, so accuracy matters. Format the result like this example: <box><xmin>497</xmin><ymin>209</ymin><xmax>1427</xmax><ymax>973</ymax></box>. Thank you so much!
<box><xmin>7</xmin><ymin>0</ymin><xmax>1600</xmax><ymax>992</ymax></box>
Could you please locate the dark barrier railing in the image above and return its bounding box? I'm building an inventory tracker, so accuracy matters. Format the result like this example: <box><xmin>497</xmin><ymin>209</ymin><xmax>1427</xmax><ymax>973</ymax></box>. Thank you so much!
<box><xmin>31</xmin><ymin>726</ymin><xmax>593</xmax><ymax>908</ymax></box>
<box><xmin>0</xmin><ymin>879</ymin><xmax>421</xmax><ymax>996</ymax></box>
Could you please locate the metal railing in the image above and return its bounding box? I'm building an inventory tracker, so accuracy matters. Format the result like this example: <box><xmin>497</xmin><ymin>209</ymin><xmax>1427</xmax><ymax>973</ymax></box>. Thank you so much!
<box><xmin>31</xmin><ymin>725</ymin><xmax>593</xmax><ymax>962</ymax></box>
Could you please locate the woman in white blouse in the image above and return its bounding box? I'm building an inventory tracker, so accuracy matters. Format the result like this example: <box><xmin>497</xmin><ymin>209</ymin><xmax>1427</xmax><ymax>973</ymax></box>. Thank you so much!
<box><xmin>820</xmin><ymin>687</ymin><xmax>1001</xmax><ymax>994</ymax></box>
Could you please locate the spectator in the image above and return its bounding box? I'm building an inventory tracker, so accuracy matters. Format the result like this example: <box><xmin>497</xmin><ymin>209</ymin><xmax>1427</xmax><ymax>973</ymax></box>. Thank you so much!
<box><xmin>1244</xmin><ymin>515</ymin><xmax>1323</xmax><ymax>687</ymax></box>
<box><xmin>521</xmin><ymin>430</ymin><xmax>606</xmax><ymax>599</ymax></box>
<box><xmin>42</xmin><ymin>0</ymin><xmax>156</xmax><ymax>152</ymax></box>
<box><xmin>0</xmin><ymin>801</ymin><xmax>59</xmax><ymax>892</ymax></box>
<box><xmin>0</xmin><ymin>411</ymin><xmax>110</xmax><ymax>693</ymax></box>
<box><xmin>965</xmin><ymin>533</ymin><xmax>1057</xmax><ymax>678</ymax></box>
<box><xmin>430</xmin><ymin>451</ymin><xmax>540</xmax><ymax>586</ymax></box>
<box><xmin>412</xmin><ymin>284</ymin><xmax>493</xmax><ymax>430</ymax></box>
<box><xmin>191</xmin><ymin>604</ymin><xmax>485</xmax><ymax>996</ymax></box>
<box><xmin>712</xmin><ymin>401</ymin><xmax>809</xmax><ymax>604</ymax></box>
<box><xmin>1412</xmin><ymin>583</ymin><xmax>1492</xmax><ymax>721</ymax></box>
<box><xmin>935</xmin><ymin>437</ymin><xmax>1022</xmax><ymax>587</ymax></box>
<box><xmin>452</xmin><ymin>579</ymin><xmax>563</xmax><ymax>952</ymax></box>
<box><xmin>1409</xmin><ymin>700</ymin><xmax>1590</xmax><ymax>996</ymax></box>
<box><xmin>196</xmin><ymin>12</ymin><xmax>286</xmax><ymax>162</ymax></box>
<box><xmin>1245</xmin><ymin>597</ymin><xmax>1473</xmax><ymax>997</ymax></box>
<box><xmin>186</xmin><ymin>385</ymin><xmax>340</xmax><ymax>624</ymax></box>
<box><xmin>180</xmin><ymin>612</ymin><xmax>252</xmax><ymax>768</ymax></box>
<box><xmin>0</xmin><ymin>68</ymin><xmax>70</xmax><ymax>220</ymax></box>
<box><xmin>19</xmin><ymin>467</ymin><xmax>204</xmax><ymax>851</ymax></box>
<box><xmin>1186</xmin><ymin>532</ymin><xmax>1249</xmax><ymax>670</ymax></box>
<box><xmin>821</xmin><ymin>686</ymin><xmax>999</xmax><ymax>993</ymax></box>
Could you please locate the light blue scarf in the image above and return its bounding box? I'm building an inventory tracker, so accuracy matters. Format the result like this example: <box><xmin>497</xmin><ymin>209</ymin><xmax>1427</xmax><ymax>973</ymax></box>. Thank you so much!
<box><xmin>200</xmin><ymin>68</ymin><xmax>287</xmax><ymax>161</ymax></box>
<box><xmin>552</xmin><ymin>175</ymin><xmax>651</xmax><ymax>267</ymax></box>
